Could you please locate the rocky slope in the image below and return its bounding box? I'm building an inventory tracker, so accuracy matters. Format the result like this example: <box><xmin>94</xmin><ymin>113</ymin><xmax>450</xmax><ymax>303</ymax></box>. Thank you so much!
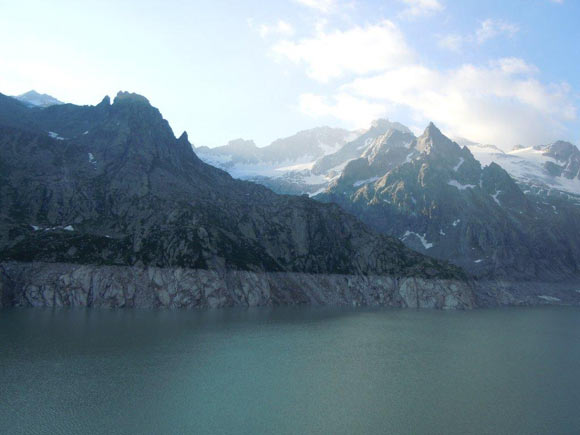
<box><xmin>0</xmin><ymin>92</ymin><xmax>474</xmax><ymax>309</ymax></box>
<box><xmin>317</xmin><ymin>123</ymin><xmax>580</xmax><ymax>285</ymax></box>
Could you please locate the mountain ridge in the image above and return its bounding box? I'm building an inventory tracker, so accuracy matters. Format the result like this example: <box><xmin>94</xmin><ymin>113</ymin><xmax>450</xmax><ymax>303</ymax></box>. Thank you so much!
<box><xmin>0</xmin><ymin>91</ymin><xmax>477</xmax><ymax>309</ymax></box>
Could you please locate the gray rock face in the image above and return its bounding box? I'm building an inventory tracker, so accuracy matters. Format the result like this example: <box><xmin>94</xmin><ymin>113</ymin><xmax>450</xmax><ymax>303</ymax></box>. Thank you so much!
<box><xmin>0</xmin><ymin>262</ymin><xmax>476</xmax><ymax>309</ymax></box>
<box><xmin>543</xmin><ymin>141</ymin><xmax>580</xmax><ymax>181</ymax></box>
<box><xmin>0</xmin><ymin>92</ymin><xmax>473</xmax><ymax>309</ymax></box>
<box><xmin>312</xmin><ymin>119</ymin><xmax>411</xmax><ymax>176</ymax></box>
<box><xmin>317</xmin><ymin>123</ymin><xmax>580</xmax><ymax>281</ymax></box>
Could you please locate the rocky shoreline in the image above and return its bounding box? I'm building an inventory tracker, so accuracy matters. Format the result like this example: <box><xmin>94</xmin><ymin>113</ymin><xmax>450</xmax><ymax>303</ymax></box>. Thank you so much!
<box><xmin>0</xmin><ymin>262</ymin><xmax>477</xmax><ymax>310</ymax></box>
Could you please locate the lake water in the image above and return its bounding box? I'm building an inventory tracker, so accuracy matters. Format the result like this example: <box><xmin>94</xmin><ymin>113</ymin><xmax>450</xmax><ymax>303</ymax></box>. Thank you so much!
<box><xmin>1</xmin><ymin>306</ymin><xmax>579</xmax><ymax>435</ymax></box>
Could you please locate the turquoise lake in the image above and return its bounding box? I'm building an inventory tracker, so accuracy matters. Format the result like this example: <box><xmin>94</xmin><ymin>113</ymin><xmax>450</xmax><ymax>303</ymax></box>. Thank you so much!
<box><xmin>1</xmin><ymin>306</ymin><xmax>579</xmax><ymax>434</ymax></box>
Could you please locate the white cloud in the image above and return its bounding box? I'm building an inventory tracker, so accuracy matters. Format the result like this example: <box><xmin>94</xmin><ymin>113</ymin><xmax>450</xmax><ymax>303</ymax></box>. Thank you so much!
<box><xmin>439</xmin><ymin>19</ymin><xmax>519</xmax><ymax>52</ymax></box>
<box><xmin>341</xmin><ymin>59</ymin><xmax>575</xmax><ymax>148</ymax></box>
<box><xmin>257</xmin><ymin>20</ymin><xmax>295</xmax><ymax>38</ymax></box>
<box><xmin>294</xmin><ymin>0</ymin><xmax>337</xmax><ymax>13</ymax></box>
<box><xmin>273</xmin><ymin>20</ymin><xmax>413</xmax><ymax>82</ymax></box>
<box><xmin>476</xmin><ymin>19</ymin><xmax>519</xmax><ymax>44</ymax></box>
<box><xmin>299</xmin><ymin>93</ymin><xmax>387</xmax><ymax>128</ymax></box>
<box><xmin>438</xmin><ymin>34</ymin><xmax>463</xmax><ymax>52</ymax></box>
<box><xmin>398</xmin><ymin>0</ymin><xmax>444</xmax><ymax>18</ymax></box>
<box><xmin>493</xmin><ymin>57</ymin><xmax>538</xmax><ymax>75</ymax></box>
<box><xmin>271</xmin><ymin>17</ymin><xmax>576</xmax><ymax>148</ymax></box>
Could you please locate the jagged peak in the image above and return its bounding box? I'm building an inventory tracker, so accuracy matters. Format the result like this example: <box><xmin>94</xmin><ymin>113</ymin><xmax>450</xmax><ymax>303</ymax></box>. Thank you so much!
<box><xmin>415</xmin><ymin>122</ymin><xmax>465</xmax><ymax>161</ymax></box>
<box><xmin>178</xmin><ymin>131</ymin><xmax>189</xmax><ymax>142</ymax></box>
<box><xmin>97</xmin><ymin>95</ymin><xmax>111</xmax><ymax>107</ymax></box>
<box><xmin>548</xmin><ymin>140</ymin><xmax>578</xmax><ymax>152</ymax></box>
<box><xmin>544</xmin><ymin>140</ymin><xmax>580</xmax><ymax>162</ymax></box>
<box><xmin>423</xmin><ymin>122</ymin><xmax>443</xmax><ymax>137</ymax></box>
<box><xmin>113</xmin><ymin>91</ymin><xmax>150</xmax><ymax>105</ymax></box>
<box><xmin>362</xmin><ymin>128</ymin><xmax>415</xmax><ymax>160</ymax></box>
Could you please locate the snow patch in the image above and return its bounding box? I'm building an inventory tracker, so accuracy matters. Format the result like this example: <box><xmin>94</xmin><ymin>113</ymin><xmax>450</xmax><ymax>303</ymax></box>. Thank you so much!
<box><xmin>353</xmin><ymin>176</ymin><xmax>380</xmax><ymax>187</ymax></box>
<box><xmin>88</xmin><ymin>153</ymin><xmax>97</xmax><ymax>165</ymax></box>
<box><xmin>48</xmin><ymin>131</ymin><xmax>65</xmax><ymax>140</ymax></box>
<box><xmin>439</xmin><ymin>229</ymin><xmax>446</xmax><ymax>236</ymax></box>
<box><xmin>402</xmin><ymin>231</ymin><xmax>433</xmax><ymax>249</ymax></box>
<box><xmin>448</xmin><ymin>180</ymin><xmax>476</xmax><ymax>190</ymax></box>
<box><xmin>474</xmin><ymin>259</ymin><xmax>484</xmax><ymax>263</ymax></box>
<box><xmin>491</xmin><ymin>190</ymin><xmax>502</xmax><ymax>205</ymax></box>
<box><xmin>453</xmin><ymin>157</ymin><xmax>465</xmax><ymax>172</ymax></box>
<box><xmin>452</xmin><ymin>219</ymin><xmax>461</xmax><ymax>227</ymax></box>
<box><xmin>63</xmin><ymin>225</ymin><xmax>74</xmax><ymax>231</ymax></box>
<box><xmin>538</xmin><ymin>295</ymin><xmax>561</xmax><ymax>302</ymax></box>
<box><xmin>469</xmin><ymin>144</ymin><xmax>580</xmax><ymax>196</ymax></box>
<box><xmin>309</xmin><ymin>187</ymin><xmax>326</xmax><ymax>197</ymax></box>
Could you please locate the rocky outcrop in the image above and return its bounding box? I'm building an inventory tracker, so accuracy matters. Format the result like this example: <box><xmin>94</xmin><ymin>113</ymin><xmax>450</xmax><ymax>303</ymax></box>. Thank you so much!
<box><xmin>543</xmin><ymin>141</ymin><xmax>580</xmax><ymax>181</ymax></box>
<box><xmin>0</xmin><ymin>262</ymin><xmax>476</xmax><ymax>309</ymax></box>
<box><xmin>312</xmin><ymin>119</ymin><xmax>411</xmax><ymax>176</ymax></box>
<box><xmin>317</xmin><ymin>123</ymin><xmax>580</xmax><ymax>281</ymax></box>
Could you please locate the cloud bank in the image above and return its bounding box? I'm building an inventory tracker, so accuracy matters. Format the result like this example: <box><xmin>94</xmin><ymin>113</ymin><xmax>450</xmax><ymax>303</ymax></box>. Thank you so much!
<box><xmin>274</xmin><ymin>17</ymin><xmax>576</xmax><ymax>148</ymax></box>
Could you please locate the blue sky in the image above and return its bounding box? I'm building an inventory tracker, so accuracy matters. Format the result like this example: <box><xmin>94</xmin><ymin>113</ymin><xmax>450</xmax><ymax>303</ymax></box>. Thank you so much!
<box><xmin>1</xmin><ymin>0</ymin><xmax>578</xmax><ymax>149</ymax></box>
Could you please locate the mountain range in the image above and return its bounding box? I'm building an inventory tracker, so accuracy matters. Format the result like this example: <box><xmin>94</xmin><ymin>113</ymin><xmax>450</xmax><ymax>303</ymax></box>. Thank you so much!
<box><xmin>316</xmin><ymin>123</ymin><xmax>580</xmax><ymax>285</ymax></box>
<box><xmin>0</xmin><ymin>91</ymin><xmax>476</xmax><ymax>309</ymax></box>
<box><xmin>195</xmin><ymin>113</ymin><xmax>580</xmax><ymax>302</ymax></box>
<box><xmin>1</xmin><ymin>90</ymin><xmax>578</xmax><ymax>308</ymax></box>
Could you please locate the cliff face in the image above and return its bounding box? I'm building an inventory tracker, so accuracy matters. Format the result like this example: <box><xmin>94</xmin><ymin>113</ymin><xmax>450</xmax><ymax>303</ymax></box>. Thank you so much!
<box><xmin>0</xmin><ymin>92</ymin><xmax>475</xmax><ymax>309</ymax></box>
<box><xmin>0</xmin><ymin>262</ymin><xmax>476</xmax><ymax>309</ymax></box>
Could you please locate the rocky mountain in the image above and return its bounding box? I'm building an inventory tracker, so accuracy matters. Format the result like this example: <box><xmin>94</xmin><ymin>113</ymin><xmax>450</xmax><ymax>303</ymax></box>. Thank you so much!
<box><xmin>0</xmin><ymin>92</ymin><xmax>475</xmax><ymax>309</ymax></box>
<box><xmin>316</xmin><ymin>123</ymin><xmax>580</xmax><ymax>288</ymax></box>
<box><xmin>467</xmin><ymin>140</ymin><xmax>580</xmax><ymax>202</ymax></box>
<box><xmin>196</xmin><ymin>127</ymin><xmax>355</xmax><ymax>180</ymax></box>
<box><xmin>195</xmin><ymin>119</ymin><xmax>412</xmax><ymax>196</ymax></box>
<box><xmin>311</xmin><ymin>119</ymin><xmax>412</xmax><ymax>176</ymax></box>
<box><xmin>14</xmin><ymin>90</ymin><xmax>64</xmax><ymax>108</ymax></box>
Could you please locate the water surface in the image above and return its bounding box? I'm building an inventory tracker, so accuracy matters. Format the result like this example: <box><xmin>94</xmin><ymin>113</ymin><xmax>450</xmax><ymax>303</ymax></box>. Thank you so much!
<box><xmin>1</xmin><ymin>306</ymin><xmax>579</xmax><ymax>434</ymax></box>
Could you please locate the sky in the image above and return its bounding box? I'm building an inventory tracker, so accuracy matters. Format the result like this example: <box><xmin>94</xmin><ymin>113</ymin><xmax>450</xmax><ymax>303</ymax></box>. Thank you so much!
<box><xmin>0</xmin><ymin>0</ymin><xmax>578</xmax><ymax>149</ymax></box>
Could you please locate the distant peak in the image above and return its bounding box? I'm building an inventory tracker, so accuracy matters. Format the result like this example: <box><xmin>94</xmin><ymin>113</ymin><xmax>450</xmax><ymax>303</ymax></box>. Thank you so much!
<box><xmin>367</xmin><ymin>118</ymin><xmax>412</xmax><ymax>135</ymax></box>
<box><xmin>371</xmin><ymin>118</ymin><xmax>390</xmax><ymax>128</ymax></box>
<box><xmin>225</xmin><ymin>138</ymin><xmax>257</xmax><ymax>149</ymax></box>
<box><xmin>550</xmin><ymin>140</ymin><xmax>577</xmax><ymax>150</ymax></box>
<box><xmin>18</xmin><ymin>90</ymin><xmax>40</xmax><ymax>97</ymax></box>
<box><xmin>15</xmin><ymin>90</ymin><xmax>64</xmax><ymax>107</ymax></box>
<box><xmin>113</xmin><ymin>91</ymin><xmax>150</xmax><ymax>105</ymax></box>
<box><xmin>544</xmin><ymin>140</ymin><xmax>580</xmax><ymax>161</ymax></box>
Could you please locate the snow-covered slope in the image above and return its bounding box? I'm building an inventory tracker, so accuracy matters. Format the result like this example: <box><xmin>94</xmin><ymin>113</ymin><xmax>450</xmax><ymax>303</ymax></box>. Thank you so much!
<box><xmin>196</xmin><ymin>126</ymin><xmax>359</xmax><ymax>194</ymax></box>
<box><xmin>196</xmin><ymin>119</ymin><xmax>413</xmax><ymax>195</ymax></box>
<box><xmin>467</xmin><ymin>142</ymin><xmax>580</xmax><ymax>196</ymax></box>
